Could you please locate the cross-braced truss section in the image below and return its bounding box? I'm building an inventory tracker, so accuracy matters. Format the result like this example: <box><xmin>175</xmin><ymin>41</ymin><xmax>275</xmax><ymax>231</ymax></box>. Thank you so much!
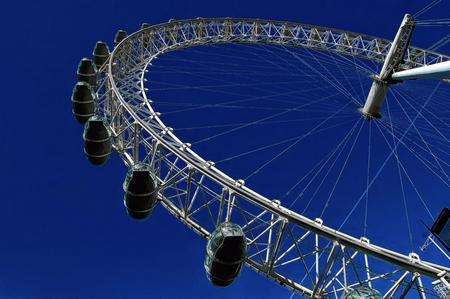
<box><xmin>92</xmin><ymin>18</ymin><xmax>450</xmax><ymax>298</ymax></box>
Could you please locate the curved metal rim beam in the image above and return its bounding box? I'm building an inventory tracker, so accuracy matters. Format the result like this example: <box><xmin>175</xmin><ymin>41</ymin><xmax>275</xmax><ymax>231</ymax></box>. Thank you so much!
<box><xmin>106</xmin><ymin>17</ymin><xmax>450</xmax><ymax>288</ymax></box>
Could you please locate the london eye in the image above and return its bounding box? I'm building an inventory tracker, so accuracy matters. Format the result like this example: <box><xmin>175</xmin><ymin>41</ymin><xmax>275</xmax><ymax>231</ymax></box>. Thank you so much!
<box><xmin>71</xmin><ymin>14</ymin><xmax>450</xmax><ymax>298</ymax></box>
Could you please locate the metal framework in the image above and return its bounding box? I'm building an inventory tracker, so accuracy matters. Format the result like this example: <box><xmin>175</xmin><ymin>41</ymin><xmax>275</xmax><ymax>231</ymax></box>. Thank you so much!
<box><xmin>92</xmin><ymin>18</ymin><xmax>449</xmax><ymax>298</ymax></box>
<box><xmin>361</xmin><ymin>13</ymin><xmax>415</xmax><ymax>119</ymax></box>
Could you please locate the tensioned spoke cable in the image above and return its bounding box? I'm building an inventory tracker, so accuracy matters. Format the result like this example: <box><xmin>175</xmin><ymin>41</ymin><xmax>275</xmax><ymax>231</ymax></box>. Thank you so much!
<box><xmin>389</xmin><ymin>88</ymin><xmax>449</xmax><ymax>182</ymax></box>
<box><xmin>154</xmin><ymin>94</ymin><xmax>357</xmax><ymax>113</ymax></box>
<box><xmin>153</xmin><ymin>88</ymin><xmax>349</xmax><ymax>111</ymax></box>
<box><xmin>179</xmin><ymin>42</ymin><xmax>372</xmax><ymax>115</ymax></box>
<box><xmin>394</xmin><ymin>104</ymin><xmax>449</xmax><ymax>185</ymax></box>
<box><xmin>233</xmin><ymin>45</ymin><xmax>368</xmax><ymax>103</ymax></box>
<box><xmin>416</xmin><ymin>22</ymin><xmax>450</xmax><ymax>26</ymax></box>
<box><xmin>174</xmin><ymin>115</ymin><xmax>355</xmax><ymax>132</ymax></box>
<box><xmin>376</xmin><ymin>120</ymin><xmax>450</xmax><ymax>185</ymax></box>
<box><xmin>148</xmin><ymin>77</ymin><xmax>333</xmax><ymax>92</ymax></box>
<box><xmin>374</xmin><ymin>121</ymin><xmax>435</xmax><ymax>221</ymax></box>
<box><xmin>288</xmin><ymin>45</ymin><xmax>365</xmax><ymax>103</ymax></box>
<box><xmin>303</xmin><ymin>42</ymin><xmax>377</xmax><ymax>74</ymax></box>
<box><xmin>290</xmin><ymin>118</ymin><xmax>362</xmax><ymax>210</ymax></box>
<box><xmin>259</xmin><ymin>43</ymin><xmax>374</xmax><ymax>75</ymax></box>
<box><xmin>299</xmin><ymin>118</ymin><xmax>363</xmax><ymax>213</ymax></box>
<box><xmin>328</xmin><ymin>49</ymin><xmax>361</xmax><ymax>102</ymax></box>
<box><xmin>386</xmin><ymin>97</ymin><xmax>415</xmax><ymax>252</ymax></box>
<box><xmin>191</xmin><ymin>92</ymin><xmax>344</xmax><ymax>145</ymax></box>
<box><xmin>303</xmin><ymin>47</ymin><xmax>361</xmax><ymax>105</ymax></box>
<box><xmin>428</xmin><ymin>34</ymin><xmax>450</xmax><ymax>51</ymax></box>
<box><xmin>260</xmin><ymin>46</ymin><xmax>373</xmax><ymax>78</ymax></box>
<box><xmin>150</xmin><ymin>47</ymin><xmax>347</xmax><ymax>95</ymax></box>
<box><xmin>150</xmin><ymin>62</ymin><xmax>362</xmax><ymax>86</ymax></box>
<box><xmin>393</xmin><ymin>88</ymin><xmax>450</xmax><ymax>134</ymax></box>
<box><xmin>352</xmin><ymin>55</ymin><xmax>369</xmax><ymax>102</ymax></box>
<box><xmin>320</xmin><ymin>118</ymin><xmax>365</xmax><ymax>218</ymax></box>
<box><xmin>155</xmin><ymin>69</ymin><xmax>344</xmax><ymax>114</ymax></box>
<box><xmin>413</xmin><ymin>0</ymin><xmax>442</xmax><ymax>18</ymax></box>
<box><xmin>394</xmin><ymin>86</ymin><xmax>449</xmax><ymax>142</ymax></box>
<box><xmin>338</xmin><ymin>82</ymin><xmax>441</xmax><ymax>230</ymax></box>
<box><xmin>216</xmin><ymin>118</ymin><xmax>356</xmax><ymax>164</ymax></box>
<box><xmin>150</xmin><ymin>66</ymin><xmax>364</xmax><ymax>79</ymax></box>
<box><xmin>154</xmin><ymin>55</ymin><xmax>295</xmax><ymax>73</ymax></box>
<box><xmin>244</xmin><ymin>101</ymin><xmax>354</xmax><ymax>180</ymax></box>
<box><xmin>379</xmin><ymin>114</ymin><xmax>446</xmax><ymax>144</ymax></box>
<box><xmin>379</xmin><ymin>116</ymin><xmax>450</xmax><ymax>157</ymax></box>
<box><xmin>149</xmin><ymin>65</ymin><xmax>362</xmax><ymax>114</ymax></box>
<box><xmin>283</xmin><ymin>119</ymin><xmax>360</xmax><ymax>199</ymax></box>
<box><xmin>191</xmin><ymin>45</ymin><xmax>292</xmax><ymax>73</ymax></box>
<box><xmin>160</xmin><ymin>103</ymin><xmax>352</xmax><ymax>113</ymax></box>
<box><xmin>284</xmin><ymin>148</ymin><xmax>339</xmax><ymax>199</ymax></box>
<box><xmin>364</xmin><ymin>120</ymin><xmax>372</xmax><ymax>237</ymax></box>
<box><xmin>261</xmin><ymin>44</ymin><xmax>354</xmax><ymax>100</ymax></box>
<box><xmin>281</xmin><ymin>45</ymin><xmax>362</xmax><ymax>106</ymax></box>
<box><xmin>208</xmin><ymin>44</ymin><xmax>297</xmax><ymax>74</ymax></box>
<box><xmin>156</xmin><ymin>85</ymin><xmax>336</xmax><ymax>115</ymax></box>
<box><xmin>165</xmin><ymin>43</ymin><xmax>372</xmax><ymax>78</ymax></box>
<box><xmin>332</xmin><ymin>50</ymin><xmax>378</xmax><ymax>74</ymax></box>
<box><xmin>149</xmin><ymin>62</ymin><xmax>317</xmax><ymax>78</ymax></box>
<box><xmin>254</xmin><ymin>44</ymin><xmax>321</xmax><ymax>84</ymax></box>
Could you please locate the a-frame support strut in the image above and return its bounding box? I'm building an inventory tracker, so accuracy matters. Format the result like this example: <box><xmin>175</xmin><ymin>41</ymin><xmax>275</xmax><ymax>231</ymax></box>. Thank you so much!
<box><xmin>360</xmin><ymin>13</ymin><xmax>415</xmax><ymax>119</ymax></box>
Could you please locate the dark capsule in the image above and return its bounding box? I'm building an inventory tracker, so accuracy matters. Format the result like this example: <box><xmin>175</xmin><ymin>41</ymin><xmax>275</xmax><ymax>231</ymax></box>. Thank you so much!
<box><xmin>123</xmin><ymin>163</ymin><xmax>158</xmax><ymax>220</ymax></box>
<box><xmin>77</xmin><ymin>58</ymin><xmax>97</xmax><ymax>87</ymax></box>
<box><xmin>92</xmin><ymin>41</ymin><xmax>110</xmax><ymax>70</ymax></box>
<box><xmin>205</xmin><ymin>222</ymin><xmax>246</xmax><ymax>287</ymax></box>
<box><xmin>114</xmin><ymin>30</ymin><xmax>128</xmax><ymax>47</ymax></box>
<box><xmin>71</xmin><ymin>82</ymin><xmax>95</xmax><ymax>124</ymax></box>
<box><xmin>83</xmin><ymin>116</ymin><xmax>111</xmax><ymax>165</ymax></box>
<box><xmin>141</xmin><ymin>23</ymin><xmax>150</xmax><ymax>29</ymax></box>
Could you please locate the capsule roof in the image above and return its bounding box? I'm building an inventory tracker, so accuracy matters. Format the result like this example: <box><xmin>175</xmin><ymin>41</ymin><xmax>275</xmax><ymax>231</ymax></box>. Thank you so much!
<box><xmin>93</xmin><ymin>41</ymin><xmax>110</xmax><ymax>56</ymax></box>
<box><xmin>77</xmin><ymin>58</ymin><xmax>97</xmax><ymax>75</ymax></box>
<box><xmin>72</xmin><ymin>82</ymin><xmax>95</xmax><ymax>101</ymax></box>
<box><xmin>114</xmin><ymin>30</ymin><xmax>128</xmax><ymax>45</ymax></box>
<box><xmin>214</xmin><ymin>222</ymin><xmax>245</xmax><ymax>238</ymax></box>
<box><xmin>83</xmin><ymin>116</ymin><xmax>111</xmax><ymax>141</ymax></box>
<box><xmin>123</xmin><ymin>163</ymin><xmax>157</xmax><ymax>190</ymax></box>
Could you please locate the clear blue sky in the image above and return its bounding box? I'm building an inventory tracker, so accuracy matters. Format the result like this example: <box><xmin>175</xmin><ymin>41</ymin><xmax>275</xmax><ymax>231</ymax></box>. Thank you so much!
<box><xmin>2</xmin><ymin>0</ymin><xmax>449</xmax><ymax>298</ymax></box>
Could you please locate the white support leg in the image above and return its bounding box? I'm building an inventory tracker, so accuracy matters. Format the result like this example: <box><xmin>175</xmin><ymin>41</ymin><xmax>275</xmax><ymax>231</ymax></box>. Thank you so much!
<box><xmin>361</xmin><ymin>13</ymin><xmax>415</xmax><ymax>119</ymax></box>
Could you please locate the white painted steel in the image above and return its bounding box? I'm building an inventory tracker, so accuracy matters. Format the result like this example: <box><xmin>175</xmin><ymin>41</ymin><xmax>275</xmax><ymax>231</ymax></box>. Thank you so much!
<box><xmin>361</xmin><ymin>14</ymin><xmax>415</xmax><ymax>118</ymax></box>
<box><xmin>392</xmin><ymin>60</ymin><xmax>450</xmax><ymax>81</ymax></box>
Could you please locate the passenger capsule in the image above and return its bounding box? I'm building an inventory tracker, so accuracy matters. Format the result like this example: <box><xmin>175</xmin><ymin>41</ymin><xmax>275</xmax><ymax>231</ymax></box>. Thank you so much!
<box><xmin>123</xmin><ymin>163</ymin><xmax>158</xmax><ymax>220</ymax></box>
<box><xmin>92</xmin><ymin>41</ymin><xmax>110</xmax><ymax>70</ymax></box>
<box><xmin>205</xmin><ymin>222</ymin><xmax>246</xmax><ymax>287</ymax></box>
<box><xmin>83</xmin><ymin>116</ymin><xmax>111</xmax><ymax>165</ymax></box>
<box><xmin>71</xmin><ymin>82</ymin><xmax>95</xmax><ymax>124</ymax></box>
<box><xmin>77</xmin><ymin>58</ymin><xmax>97</xmax><ymax>87</ymax></box>
<box><xmin>114</xmin><ymin>30</ymin><xmax>128</xmax><ymax>47</ymax></box>
<box><xmin>344</xmin><ymin>286</ymin><xmax>382</xmax><ymax>299</ymax></box>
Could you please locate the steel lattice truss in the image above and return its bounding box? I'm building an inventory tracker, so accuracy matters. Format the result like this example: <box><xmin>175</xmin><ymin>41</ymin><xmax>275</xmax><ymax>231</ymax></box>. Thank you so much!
<box><xmin>93</xmin><ymin>18</ymin><xmax>450</xmax><ymax>298</ymax></box>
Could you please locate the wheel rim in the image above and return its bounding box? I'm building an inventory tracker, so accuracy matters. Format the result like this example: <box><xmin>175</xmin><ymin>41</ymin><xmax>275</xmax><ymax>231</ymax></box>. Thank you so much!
<box><xmin>94</xmin><ymin>18</ymin><xmax>450</xmax><ymax>297</ymax></box>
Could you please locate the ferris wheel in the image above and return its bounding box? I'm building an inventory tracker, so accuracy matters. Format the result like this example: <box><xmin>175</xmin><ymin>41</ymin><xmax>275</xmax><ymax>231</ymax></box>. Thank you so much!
<box><xmin>71</xmin><ymin>13</ymin><xmax>450</xmax><ymax>298</ymax></box>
